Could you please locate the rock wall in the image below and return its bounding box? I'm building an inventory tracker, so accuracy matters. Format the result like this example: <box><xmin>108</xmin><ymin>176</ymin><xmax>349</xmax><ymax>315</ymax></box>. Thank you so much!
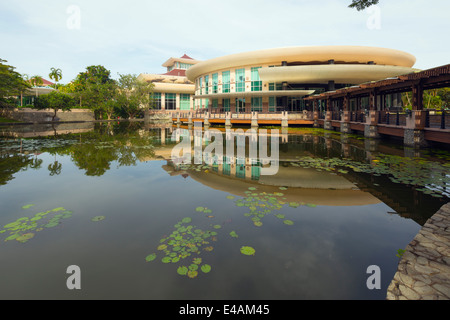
<box><xmin>387</xmin><ymin>202</ymin><xmax>450</xmax><ymax>300</ymax></box>
<box><xmin>1</xmin><ymin>108</ymin><xmax>94</xmax><ymax>123</ymax></box>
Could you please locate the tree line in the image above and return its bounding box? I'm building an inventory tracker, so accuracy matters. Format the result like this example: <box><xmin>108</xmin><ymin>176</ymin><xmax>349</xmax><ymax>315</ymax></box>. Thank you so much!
<box><xmin>0</xmin><ymin>59</ymin><xmax>154</xmax><ymax>121</ymax></box>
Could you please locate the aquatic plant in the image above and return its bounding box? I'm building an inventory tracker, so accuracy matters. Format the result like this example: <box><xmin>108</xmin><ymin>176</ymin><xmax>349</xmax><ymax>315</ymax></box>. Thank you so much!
<box><xmin>0</xmin><ymin>206</ymin><xmax>73</xmax><ymax>243</ymax></box>
<box><xmin>145</xmin><ymin>217</ymin><xmax>218</xmax><ymax>279</ymax></box>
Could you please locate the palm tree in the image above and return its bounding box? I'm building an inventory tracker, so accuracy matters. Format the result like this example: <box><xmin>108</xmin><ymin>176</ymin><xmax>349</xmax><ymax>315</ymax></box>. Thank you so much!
<box><xmin>30</xmin><ymin>75</ymin><xmax>44</xmax><ymax>97</ymax></box>
<box><xmin>49</xmin><ymin>67</ymin><xmax>62</xmax><ymax>88</ymax></box>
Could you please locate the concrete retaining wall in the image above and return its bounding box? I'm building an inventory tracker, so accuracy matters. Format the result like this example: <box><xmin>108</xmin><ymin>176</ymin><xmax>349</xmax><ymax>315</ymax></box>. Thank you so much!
<box><xmin>1</xmin><ymin>108</ymin><xmax>95</xmax><ymax>123</ymax></box>
<box><xmin>387</xmin><ymin>202</ymin><xmax>450</xmax><ymax>300</ymax></box>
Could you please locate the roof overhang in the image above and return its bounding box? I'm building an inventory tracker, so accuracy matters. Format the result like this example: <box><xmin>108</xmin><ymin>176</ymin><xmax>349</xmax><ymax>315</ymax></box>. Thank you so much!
<box><xmin>258</xmin><ymin>64</ymin><xmax>419</xmax><ymax>85</ymax></box>
<box><xmin>153</xmin><ymin>82</ymin><xmax>195</xmax><ymax>94</ymax></box>
<box><xmin>162</xmin><ymin>57</ymin><xmax>201</xmax><ymax>68</ymax></box>
<box><xmin>193</xmin><ymin>90</ymin><xmax>315</xmax><ymax>100</ymax></box>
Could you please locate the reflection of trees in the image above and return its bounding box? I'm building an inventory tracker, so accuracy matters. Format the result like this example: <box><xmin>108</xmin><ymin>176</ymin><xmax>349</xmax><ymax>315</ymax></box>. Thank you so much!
<box><xmin>48</xmin><ymin>161</ymin><xmax>62</xmax><ymax>176</ymax></box>
<box><xmin>62</xmin><ymin>122</ymin><xmax>157</xmax><ymax>176</ymax></box>
<box><xmin>0</xmin><ymin>122</ymin><xmax>159</xmax><ymax>182</ymax></box>
<box><xmin>0</xmin><ymin>153</ymin><xmax>34</xmax><ymax>185</ymax></box>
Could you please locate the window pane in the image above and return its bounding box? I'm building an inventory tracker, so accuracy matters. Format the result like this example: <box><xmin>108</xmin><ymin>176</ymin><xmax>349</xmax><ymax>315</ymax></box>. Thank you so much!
<box><xmin>222</xmin><ymin>71</ymin><xmax>230</xmax><ymax>93</ymax></box>
<box><xmin>235</xmin><ymin>68</ymin><xmax>245</xmax><ymax>92</ymax></box>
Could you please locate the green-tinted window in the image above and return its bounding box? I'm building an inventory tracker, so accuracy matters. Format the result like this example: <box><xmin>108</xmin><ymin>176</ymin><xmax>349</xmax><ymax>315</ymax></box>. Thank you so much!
<box><xmin>223</xmin><ymin>98</ymin><xmax>230</xmax><ymax>112</ymax></box>
<box><xmin>151</xmin><ymin>92</ymin><xmax>161</xmax><ymax>110</ymax></box>
<box><xmin>165</xmin><ymin>93</ymin><xmax>176</xmax><ymax>110</ymax></box>
<box><xmin>180</xmin><ymin>94</ymin><xmax>190</xmax><ymax>110</ymax></box>
<box><xmin>236</xmin><ymin>98</ymin><xmax>245</xmax><ymax>113</ymax></box>
<box><xmin>222</xmin><ymin>71</ymin><xmax>230</xmax><ymax>93</ymax></box>
<box><xmin>235</xmin><ymin>68</ymin><xmax>245</xmax><ymax>92</ymax></box>
<box><xmin>212</xmin><ymin>99</ymin><xmax>218</xmax><ymax>109</ymax></box>
<box><xmin>205</xmin><ymin>75</ymin><xmax>209</xmax><ymax>94</ymax></box>
<box><xmin>251</xmin><ymin>97</ymin><xmax>262</xmax><ymax>112</ymax></box>
<box><xmin>251</xmin><ymin>67</ymin><xmax>262</xmax><ymax>92</ymax></box>
<box><xmin>269</xmin><ymin>83</ymin><xmax>282</xmax><ymax>91</ymax></box>
<box><xmin>199</xmin><ymin>77</ymin><xmax>203</xmax><ymax>95</ymax></box>
<box><xmin>269</xmin><ymin>96</ymin><xmax>276</xmax><ymax>112</ymax></box>
<box><xmin>212</xmin><ymin>73</ymin><xmax>218</xmax><ymax>93</ymax></box>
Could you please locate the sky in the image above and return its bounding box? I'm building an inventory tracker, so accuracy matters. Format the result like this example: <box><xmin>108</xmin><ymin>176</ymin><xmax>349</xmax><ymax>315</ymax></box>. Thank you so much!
<box><xmin>0</xmin><ymin>0</ymin><xmax>449</xmax><ymax>84</ymax></box>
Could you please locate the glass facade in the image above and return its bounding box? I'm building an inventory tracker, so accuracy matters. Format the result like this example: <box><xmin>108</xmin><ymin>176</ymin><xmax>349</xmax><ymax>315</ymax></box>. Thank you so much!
<box><xmin>151</xmin><ymin>92</ymin><xmax>162</xmax><ymax>110</ymax></box>
<box><xmin>223</xmin><ymin>98</ymin><xmax>230</xmax><ymax>112</ymax></box>
<box><xmin>205</xmin><ymin>75</ymin><xmax>209</xmax><ymax>94</ymax></box>
<box><xmin>236</xmin><ymin>98</ymin><xmax>245</xmax><ymax>113</ymax></box>
<box><xmin>212</xmin><ymin>99</ymin><xmax>218</xmax><ymax>109</ymax></box>
<box><xmin>180</xmin><ymin>94</ymin><xmax>190</xmax><ymax>110</ymax></box>
<box><xmin>222</xmin><ymin>71</ymin><xmax>230</xmax><ymax>93</ymax></box>
<box><xmin>212</xmin><ymin>73</ymin><xmax>218</xmax><ymax>94</ymax></box>
<box><xmin>165</xmin><ymin>93</ymin><xmax>176</xmax><ymax>110</ymax></box>
<box><xmin>251</xmin><ymin>97</ymin><xmax>262</xmax><ymax>112</ymax></box>
<box><xmin>235</xmin><ymin>68</ymin><xmax>245</xmax><ymax>93</ymax></box>
<box><xmin>251</xmin><ymin>67</ymin><xmax>262</xmax><ymax>91</ymax></box>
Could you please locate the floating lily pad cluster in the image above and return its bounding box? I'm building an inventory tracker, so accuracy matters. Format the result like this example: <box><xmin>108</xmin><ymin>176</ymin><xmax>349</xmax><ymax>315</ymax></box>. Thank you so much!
<box><xmin>290</xmin><ymin>154</ymin><xmax>450</xmax><ymax>198</ymax></box>
<box><xmin>145</xmin><ymin>217</ymin><xmax>217</xmax><ymax>279</ymax></box>
<box><xmin>173</xmin><ymin>163</ymin><xmax>211</xmax><ymax>173</ymax></box>
<box><xmin>0</xmin><ymin>206</ymin><xmax>72</xmax><ymax>243</ymax></box>
<box><xmin>232</xmin><ymin>187</ymin><xmax>308</xmax><ymax>227</ymax></box>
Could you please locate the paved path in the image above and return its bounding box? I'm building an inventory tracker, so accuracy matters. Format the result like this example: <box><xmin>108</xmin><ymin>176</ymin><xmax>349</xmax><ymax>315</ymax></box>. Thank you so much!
<box><xmin>387</xmin><ymin>202</ymin><xmax>450</xmax><ymax>300</ymax></box>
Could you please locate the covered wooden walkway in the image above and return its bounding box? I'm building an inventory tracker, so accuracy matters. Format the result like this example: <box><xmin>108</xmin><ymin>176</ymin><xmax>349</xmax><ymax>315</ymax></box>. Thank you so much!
<box><xmin>170</xmin><ymin>64</ymin><xmax>450</xmax><ymax>146</ymax></box>
<box><xmin>305</xmin><ymin>64</ymin><xmax>450</xmax><ymax>146</ymax></box>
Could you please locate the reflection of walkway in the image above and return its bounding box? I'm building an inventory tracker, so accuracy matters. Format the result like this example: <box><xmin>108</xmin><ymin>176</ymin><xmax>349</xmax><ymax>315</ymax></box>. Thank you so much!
<box><xmin>185</xmin><ymin>168</ymin><xmax>380</xmax><ymax>207</ymax></box>
<box><xmin>387</xmin><ymin>202</ymin><xmax>450</xmax><ymax>300</ymax></box>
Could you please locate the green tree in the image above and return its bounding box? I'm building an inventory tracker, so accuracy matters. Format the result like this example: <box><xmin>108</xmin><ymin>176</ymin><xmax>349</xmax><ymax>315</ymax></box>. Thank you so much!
<box><xmin>72</xmin><ymin>65</ymin><xmax>117</xmax><ymax>118</ymax></box>
<box><xmin>116</xmin><ymin>73</ymin><xmax>154</xmax><ymax>119</ymax></box>
<box><xmin>49</xmin><ymin>67</ymin><xmax>62</xmax><ymax>88</ymax></box>
<box><xmin>348</xmin><ymin>0</ymin><xmax>379</xmax><ymax>10</ymax></box>
<box><xmin>30</xmin><ymin>75</ymin><xmax>44</xmax><ymax>97</ymax></box>
<box><xmin>0</xmin><ymin>59</ymin><xmax>31</xmax><ymax>107</ymax></box>
<box><xmin>33</xmin><ymin>91</ymin><xmax>77</xmax><ymax>121</ymax></box>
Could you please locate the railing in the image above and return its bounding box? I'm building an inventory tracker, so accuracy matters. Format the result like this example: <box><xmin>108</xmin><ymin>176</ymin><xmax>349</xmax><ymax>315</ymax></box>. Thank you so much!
<box><xmin>425</xmin><ymin>109</ymin><xmax>449</xmax><ymax>129</ymax></box>
<box><xmin>377</xmin><ymin>111</ymin><xmax>406</xmax><ymax>126</ymax></box>
<box><xmin>350</xmin><ymin>111</ymin><xmax>366</xmax><ymax>123</ymax></box>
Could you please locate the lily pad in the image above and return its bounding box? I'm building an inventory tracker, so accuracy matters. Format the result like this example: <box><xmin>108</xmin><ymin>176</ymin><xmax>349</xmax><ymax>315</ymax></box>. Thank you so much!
<box><xmin>189</xmin><ymin>264</ymin><xmax>199</xmax><ymax>271</ymax></box>
<box><xmin>193</xmin><ymin>258</ymin><xmax>202</xmax><ymax>265</ymax></box>
<box><xmin>177</xmin><ymin>266</ymin><xmax>188</xmax><ymax>275</ymax></box>
<box><xmin>16</xmin><ymin>233</ymin><xmax>34</xmax><ymax>242</ymax></box>
<box><xmin>195</xmin><ymin>207</ymin><xmax>205</xmax><ymax>212</ymax></box>
<box><xmin>283</xmin><ymin>219</ymin><xmax>294</xmax><ymax>225</ymax></box>
<box><xmin>145</xmin><ymin>253</ymin><xmax>156</xmax><ymax>262</ymax></box>
<box><xmin>187</xmin><ymin>270</ymin><xmax>198</xmax><ymax>279</ymax></box>
<box><xmin>181</xmin><ymin>217</ymin><xmax>192</xmax><ymax>224</ymax></box>
<box><xmin>226</xmin><ymin>195</ymin><xmax>235</xmax><ymax>199</ymax></box>
<box><xmin>213</xmin><ymin>225</ymin><xmax>221</xmax><ymax>229</ymax></box>
<box><xmin>254</xmin><ymin>221</ymin><xmax>263</xmax><ymax>227</ymax></box>
<box><xmin>306</xmin><ymin>203</ymin><xmax>316</xmax><ymax>208</ymax></box>
<box><xmin>157</xmin><ymin>244</ymin><xmax>168</xmax><ymax>251</ymax></box>
<box><xmin>161</xmin><ymin>257</ymin><xmax>172</xmax><ymax>263</ymax></box>
<box><xmin>21</xmin><ymin>204</ymin><xmax>35</xmax><ymax>209</ymax></box>
<box><xmin>248</xmin><ymin>187</ymin><xmax>257</xmax><ymax>191</ymax></box>
<box><xmin>201</xmin><ymin>264</ymin><xmax>211</xmax><ymax>273</ymax></box>
<box><xmin>91</xmin><ymin>216</ymin><xmax>105</xmax><ymax>222</ymax></box>
<box><xmin>229</xmin><ymin>231</ymin><xmax>239</xmax><ymax>238</ymax></box>
<box><xmin>240</xmin><ymin>246</ymin><xmax>256</xmax><ymax>256</ymax></box>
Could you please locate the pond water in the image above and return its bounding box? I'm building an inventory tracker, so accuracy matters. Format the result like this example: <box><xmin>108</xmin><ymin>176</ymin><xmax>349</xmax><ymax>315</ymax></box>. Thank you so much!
<box><xmin>0</xmin><ymin>121</ymin><xmax>448</xmax><ymax>300</ymax></box>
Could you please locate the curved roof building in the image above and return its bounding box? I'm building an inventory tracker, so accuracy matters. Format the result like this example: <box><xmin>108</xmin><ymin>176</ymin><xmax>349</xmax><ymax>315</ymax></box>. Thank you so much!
<box><xmin>186</xmin><ymin>45</ymin><xmax>418</xmax><ymax>112</ymax></box>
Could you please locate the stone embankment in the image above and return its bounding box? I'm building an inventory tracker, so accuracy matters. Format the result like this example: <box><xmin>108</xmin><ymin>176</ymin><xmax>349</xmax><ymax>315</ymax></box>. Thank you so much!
<box><xmin>387</xmin><ymin>202</ymin><xmax>450</xmax><ymax>300</ymax></box>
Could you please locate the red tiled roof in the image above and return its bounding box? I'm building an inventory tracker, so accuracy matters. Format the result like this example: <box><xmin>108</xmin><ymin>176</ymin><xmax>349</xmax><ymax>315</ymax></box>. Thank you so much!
<box><xmin>180</xmin><ymin>54</ymin><xmax>194</xmax><ymax>60</ymax></box>
<box><xmin>28</xmin><ymin>78</ymin><xmax>55</xmax><ymax>86</ymax></box>
<box><xmin>162</xmin><ymin>69</ymin><xmax>187</xmax><ymax>77</ymax></box>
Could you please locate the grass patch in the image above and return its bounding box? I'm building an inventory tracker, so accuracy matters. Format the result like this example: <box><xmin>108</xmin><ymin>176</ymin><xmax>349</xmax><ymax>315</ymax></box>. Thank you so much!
<box><xmin>0</xmin><ymin>116</ymin><xmax>21</xmax><ymax>123</ymax></box>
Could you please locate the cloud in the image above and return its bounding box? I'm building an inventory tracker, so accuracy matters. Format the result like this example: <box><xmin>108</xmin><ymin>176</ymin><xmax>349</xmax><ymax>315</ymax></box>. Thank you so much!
<box><xmin>0</xmin><ymin>0</ymin><xmax>448</xmax><ymax>82</ymax></box>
